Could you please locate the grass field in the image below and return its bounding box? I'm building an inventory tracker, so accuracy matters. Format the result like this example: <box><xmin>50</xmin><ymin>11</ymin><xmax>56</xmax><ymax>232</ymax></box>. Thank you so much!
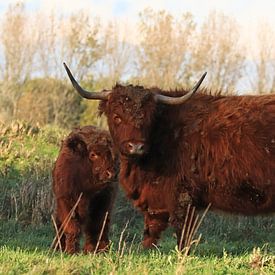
<box><xmin>0</xmin><ymin>122</ymin><xmax>274</xmax><ymax>274</ymax></box>
<box><xmin>0</xmin><ymin>215</ymin><xmax>274</xmax><ymax>274</ymax></box>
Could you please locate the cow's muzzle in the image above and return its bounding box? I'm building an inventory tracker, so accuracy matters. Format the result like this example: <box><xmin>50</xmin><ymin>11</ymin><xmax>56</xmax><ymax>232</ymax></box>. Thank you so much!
<box><xmin>126</xmin><ymin>142</ymin><xmax>146</xmax><ymax>156</ymax></box>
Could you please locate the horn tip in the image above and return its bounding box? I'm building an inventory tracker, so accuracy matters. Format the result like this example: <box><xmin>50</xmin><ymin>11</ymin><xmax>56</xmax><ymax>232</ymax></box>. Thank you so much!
<box><xmin>201</xmin><ymin>72</ymin><xmax>207</xmax><ymax>79</ymax></box>
<box><xmin>198</xmin><ymin>72</ymin><xmax>207</xmax><ymax>86</ymax></box>
<box><xmin>63</xmin><ymin>62</ymin><xmax>68</xmax><ymax>70</ymax></box>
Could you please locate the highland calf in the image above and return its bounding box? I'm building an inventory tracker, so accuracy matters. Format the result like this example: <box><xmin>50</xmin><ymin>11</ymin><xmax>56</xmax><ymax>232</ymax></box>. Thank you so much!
<box><xmin>52</xmin><ymin>126</ymin><xmax>117</xmax><ymax>254</ymax></box>
<box><xmin>64</xmin><ymin>63</ymin><xmax>275</xmax><ymax>249</ymax></box>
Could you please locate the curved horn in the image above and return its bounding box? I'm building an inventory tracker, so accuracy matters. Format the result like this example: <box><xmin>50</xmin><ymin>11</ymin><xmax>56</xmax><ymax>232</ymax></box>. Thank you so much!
<box><xmin>154</xmin><ymin>72</ymin><xmax>207</xmax><ymax>105</ymax></box>
<box><xmin>63</xmin><ymin>62</ymin><xmax>111</xmax><ymax>100</ymax></box>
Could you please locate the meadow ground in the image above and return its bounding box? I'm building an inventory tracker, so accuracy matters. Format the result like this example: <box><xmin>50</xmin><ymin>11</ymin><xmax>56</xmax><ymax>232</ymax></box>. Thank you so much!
<box><xmin>0</xmin><ymin>214</ymin><xmax>274</xmax><ymax>275</ymax></box>
<box><xmin>0</xmin><ymin>122</ymin><xmax>274</xmax><ymax>274</ymax></box>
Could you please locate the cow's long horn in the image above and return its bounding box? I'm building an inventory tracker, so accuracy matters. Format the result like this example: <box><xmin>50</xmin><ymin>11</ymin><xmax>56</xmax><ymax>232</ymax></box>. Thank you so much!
<box><xmin>63</xmin><ymin>62</ymin><xmax>111</xmax><ymax>100</ymax></box>
<box><xmin>154</xmin><ymin>72</ymin><xmax>207</xmax><ymax>105</ymax></box>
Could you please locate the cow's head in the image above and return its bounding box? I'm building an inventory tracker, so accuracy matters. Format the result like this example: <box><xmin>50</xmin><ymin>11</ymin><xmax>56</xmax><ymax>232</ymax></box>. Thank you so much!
<box><xmin>67</xmin><ymin>133</ymin><xmax>116</xmax><ymax>182</ymax></box>
<box><xmin>64</xmin><ymin>63</ymin><xmax>206</xmax><ymax>158</ymax></box>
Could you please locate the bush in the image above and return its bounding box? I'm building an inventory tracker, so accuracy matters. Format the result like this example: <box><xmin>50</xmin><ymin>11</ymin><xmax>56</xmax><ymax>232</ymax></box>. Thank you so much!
<box><xmin>14</xmin><ymin>78</ymin><xmax>84</xmax><ymax>128</ymax></box>
<box><xmin>0</xmin><ymin>122</ymin><xmax>67</xmax><ymax>224</ymax></box>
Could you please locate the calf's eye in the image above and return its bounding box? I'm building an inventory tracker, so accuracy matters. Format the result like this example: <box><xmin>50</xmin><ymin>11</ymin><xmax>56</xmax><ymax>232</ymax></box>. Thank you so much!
<box><xmin>90</xmin><ymin>152</ymin><xmax>98</xmax><ymax>159</ymax></box>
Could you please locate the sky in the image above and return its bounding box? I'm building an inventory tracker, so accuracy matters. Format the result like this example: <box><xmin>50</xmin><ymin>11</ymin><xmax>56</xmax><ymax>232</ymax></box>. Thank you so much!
<box><xmin>1</xmin><ymin>0</ymin><xmax>274</xmax><ymax>50</ymax></box>
<box><xmin>0</xmin><ymin>0</ymin><xmax>275</xmax><ymax>28</ymax></box>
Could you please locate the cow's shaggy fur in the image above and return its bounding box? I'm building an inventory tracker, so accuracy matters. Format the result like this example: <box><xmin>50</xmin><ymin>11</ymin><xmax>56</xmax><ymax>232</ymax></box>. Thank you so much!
<box><xmin>98</xmin><ymin>85</ymin><xmax>275</xmax><ymax>248</ymax></box>
<box><xmin>52</xmin><ymin>126</ymin><xmax>117</xmax><ymax>254</ymax></box>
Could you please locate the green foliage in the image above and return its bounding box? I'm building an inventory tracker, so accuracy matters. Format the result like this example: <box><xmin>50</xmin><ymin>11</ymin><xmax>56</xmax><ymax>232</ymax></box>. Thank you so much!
<box><xmin>0</xmin><ymin>121</ymin><xmax>68</xmax><ymax>223</ymax></box>
<box><xmin>80</xmin><ymin>100</ymin><xmax>107</xmax><ymax>129</ymax></box>
<box><xmin>14</xmin><ymin>78</ymin><xmax>84</xmax><ymax>128</ymax></box>
<box><xmin>78</xmin><ymin>80</ymin><xmax>108</xmax><ymax>128</ymax></box>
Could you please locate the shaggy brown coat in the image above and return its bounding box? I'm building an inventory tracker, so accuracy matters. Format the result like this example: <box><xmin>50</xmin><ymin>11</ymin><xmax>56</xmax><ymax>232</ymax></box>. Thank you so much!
<box><xmin>52</xmin><ymin>126</ymin><xmax>117</xmax><ymax>254</ymax></box>
<box><xmin>98</xmin><ymin>85</ymin><xmax>275</xmax><ymax>248</ymax></box>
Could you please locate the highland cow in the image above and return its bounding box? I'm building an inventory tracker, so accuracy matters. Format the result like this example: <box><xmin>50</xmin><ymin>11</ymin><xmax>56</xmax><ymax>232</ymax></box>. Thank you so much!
<box><xmin>64</xmin><ymin>63</ymin><xmax>275</xmax><ymax>249</ymax></box>
<box><xmin>52</xmin><ymin>126</ymin><xmax>117</xmax><ymax>254</ymax></box>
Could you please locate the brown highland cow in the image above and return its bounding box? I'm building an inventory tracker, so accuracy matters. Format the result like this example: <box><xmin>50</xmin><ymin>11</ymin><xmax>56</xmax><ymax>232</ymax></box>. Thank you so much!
<box><xmin>64</xmin><ymin>63</ymin><xmax>275</xmax><ymax>250</ymax></box>
<box><xmin>52</xmin><ymin>126</ymin><xmax>117</xmax><ymax>254</ymax></box>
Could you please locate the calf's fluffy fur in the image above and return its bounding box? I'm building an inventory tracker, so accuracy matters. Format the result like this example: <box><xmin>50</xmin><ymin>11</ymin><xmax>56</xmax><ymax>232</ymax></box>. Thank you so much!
<box><xmin>52</xmin><ymin>126</ymin><xmax>117</xmax><ymax>254</ymax></box>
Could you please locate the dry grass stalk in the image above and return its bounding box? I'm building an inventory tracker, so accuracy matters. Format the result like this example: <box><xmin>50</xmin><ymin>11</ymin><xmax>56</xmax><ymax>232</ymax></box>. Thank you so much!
<box><xmin>117</xmin><ymin>220</ymin><xmax>129</xmax><ymax>258</ymax></box>
<box><xmin>128</xmin><ymin>233</ymin><xmax>137</xmax><ymax>255</ymax></box>
<box><xmin>50</xmin><ymin>192</ymin><xmax>83</xmax><ymax>253</ymax></box>
<box><xmin>93</xmin><ymin>211</ymin><xmax>109</xmax><ymax>255</ymax></box>
<box><xmin>178</xmin><ymin>204</ymin><xmax>191</xmax><ymax>251</ymax></box>
<box><xmin>184</xmin><ymin>206</ymin><xmax>195</xmax><ymax>248</ymax></box>
<box><xmin>51</xmin><ymin>215</ymin><xmax>63</xmax><ymax>253</ymax></box>
<box><xmin>249</xmin><ymin>247</ymin><xmax>274</xmax><ymax>270</ymax></box>
<box><xmin>179</xmin><ymin>203</ymin><xmax>211</xmax><ymax>256</ymax></box>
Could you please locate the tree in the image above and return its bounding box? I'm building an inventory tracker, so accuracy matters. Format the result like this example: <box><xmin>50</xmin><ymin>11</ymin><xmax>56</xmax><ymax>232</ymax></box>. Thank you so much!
<box><xmin>0</xmin><ymin>2</ymin><xmax>37</xmax><ymax>119</ymax></box>
<box><xmin>0</xmin><ymin>2</ymin><xmax>35</xmax><ymax>83</ymax></box>
<box><xmin>96</xmin><ymin>21</ymin><xmax>132</xmax><ymax>89</ymax></box>
<box><xmin>60</xmin><ymin>12</ymin><xmax>102</xmax><ymax>81</ymax></box>
<box><xmin>250</xmin><ymin>22</ymin><xmax>275</xmax><ymax>94</ymax></box>
<box><xmin>34</xmin><ymin>11</ymin><xmax>62</xmax><ymax>78</ymax></box>
<box><xmin>16</xmin><ymin>78</ymin><xmax>83</xmax><ymax>128</ymax></box>
<box><xmin>192</xmin><ymin>11</ymin><xmax>245</xmax><ymax>93</ymax></box>
<box><xmin>136</xmin><ymin>9</ymin><xmax>196</xmax><ymax>89</ymax></box>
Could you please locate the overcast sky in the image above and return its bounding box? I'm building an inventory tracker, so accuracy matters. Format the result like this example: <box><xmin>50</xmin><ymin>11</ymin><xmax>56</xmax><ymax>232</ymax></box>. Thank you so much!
<box><xmin>1</xmin><ymin>0</ymin><xmax>274</xmax><ymax>47</ymax></box>
<box><xmin>0</xmin><ymin>0</ymin><xmax>274</xmax><ymax>46</ymax></box>
<box><xmin>1</xmin><ymin>0</ymin><xmax>275</xmax><ymax>27</ymax></box>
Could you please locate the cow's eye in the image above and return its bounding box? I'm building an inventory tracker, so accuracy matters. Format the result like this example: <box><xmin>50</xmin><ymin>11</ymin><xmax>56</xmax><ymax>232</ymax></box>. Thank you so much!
<box><xmin>90</xmin><ymin>152</ymin><xmax>98</xmax><ymax>159</ymax></box>
<box><xmin>113</xmin><ymin>114</ymin><xmax>121</xmax><ymax>124</ymax></box>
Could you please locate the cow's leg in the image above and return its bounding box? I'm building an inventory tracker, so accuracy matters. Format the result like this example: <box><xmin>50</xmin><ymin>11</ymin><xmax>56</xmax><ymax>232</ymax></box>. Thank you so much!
<box><xmin>142</xmin><ymin>211</ymin><xmax>169</xmax><ymax>249</ymax></box>
<box><xmin>83</xmin><ymin>189</ymin><xmax>113</xmax><ymax>253</ymax></box>
<box><xmin>56</xmin><ymin>198</ymin><xmax>81</xmax><ymax>254</ymax></box>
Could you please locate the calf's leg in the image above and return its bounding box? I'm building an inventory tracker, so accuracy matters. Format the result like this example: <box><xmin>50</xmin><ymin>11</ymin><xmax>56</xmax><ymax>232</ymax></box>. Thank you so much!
<box><xmin>83</xmin><ymin>189</ymin><xmax>114</xmax><ymax>253</ymax></box>
<box><xmin>56</xmin><ymin>198</ymin><xmax>81</xmax><ymax>254</ymax></box>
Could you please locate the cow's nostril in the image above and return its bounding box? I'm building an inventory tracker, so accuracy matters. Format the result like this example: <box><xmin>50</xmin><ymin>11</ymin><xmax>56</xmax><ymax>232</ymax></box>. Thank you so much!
<box><xmin>137</xmin><ymin>144</ymin><xmax>144</xmax><ymax>151</ymax></box>
<box><xmin>127</xmin><ymin>142</ymin><xmax>134</xmax><ymax>150</ymax></box>
<box><xmin>106</xmin><ymin>170</ymin><xmax>113</xmax><ymax>179</ymax></box>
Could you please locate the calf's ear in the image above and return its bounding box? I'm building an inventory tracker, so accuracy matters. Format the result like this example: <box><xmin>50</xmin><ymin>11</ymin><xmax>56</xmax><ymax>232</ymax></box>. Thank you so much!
<box><xmin>66</xmin><ymin>134</ymin><xmax>87</xmax><ymax>156</ymax></box>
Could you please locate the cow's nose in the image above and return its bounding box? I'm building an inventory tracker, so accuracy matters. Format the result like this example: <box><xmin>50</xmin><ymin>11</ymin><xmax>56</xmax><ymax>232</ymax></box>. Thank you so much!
<box><xmin>127</xmin><ymin>142</ymin><xmax>145</xmax><ymax>155</ymax></box>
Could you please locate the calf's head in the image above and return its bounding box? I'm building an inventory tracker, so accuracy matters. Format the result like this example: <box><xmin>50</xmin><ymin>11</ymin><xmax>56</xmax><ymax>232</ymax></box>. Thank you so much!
<box><xmin>64</xmin><ymin>63</ymin><xmax>206</xmax><ymax>158</ymax></box>
<box><xmin>67</xmin><ymin>133</ymin><xmax>116</xmax><ymax>183</ymax></box>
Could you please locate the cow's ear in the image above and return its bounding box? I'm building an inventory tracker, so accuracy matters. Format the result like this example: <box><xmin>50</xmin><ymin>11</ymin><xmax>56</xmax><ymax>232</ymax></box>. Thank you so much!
<box><xmin>66</xmin><ymin>134</ymin><xmax>87</xmax><ymax>156</ymax></box>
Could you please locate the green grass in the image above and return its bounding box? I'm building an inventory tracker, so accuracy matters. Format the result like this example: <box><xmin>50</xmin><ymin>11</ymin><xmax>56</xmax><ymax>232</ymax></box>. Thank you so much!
<box><xmin>0</xmin><ymin>219</ymin><xmax>274</xmax><ymax>274</ymax></box>
<box><xmin>0</xmin><ymin>122</ymin><xmax>68</xmax><ymax>223</ymax></box>
<box><xmin>0</xmin><ymin>122</ymin><xmax>274</xmax><ymax>274</ymax></box>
